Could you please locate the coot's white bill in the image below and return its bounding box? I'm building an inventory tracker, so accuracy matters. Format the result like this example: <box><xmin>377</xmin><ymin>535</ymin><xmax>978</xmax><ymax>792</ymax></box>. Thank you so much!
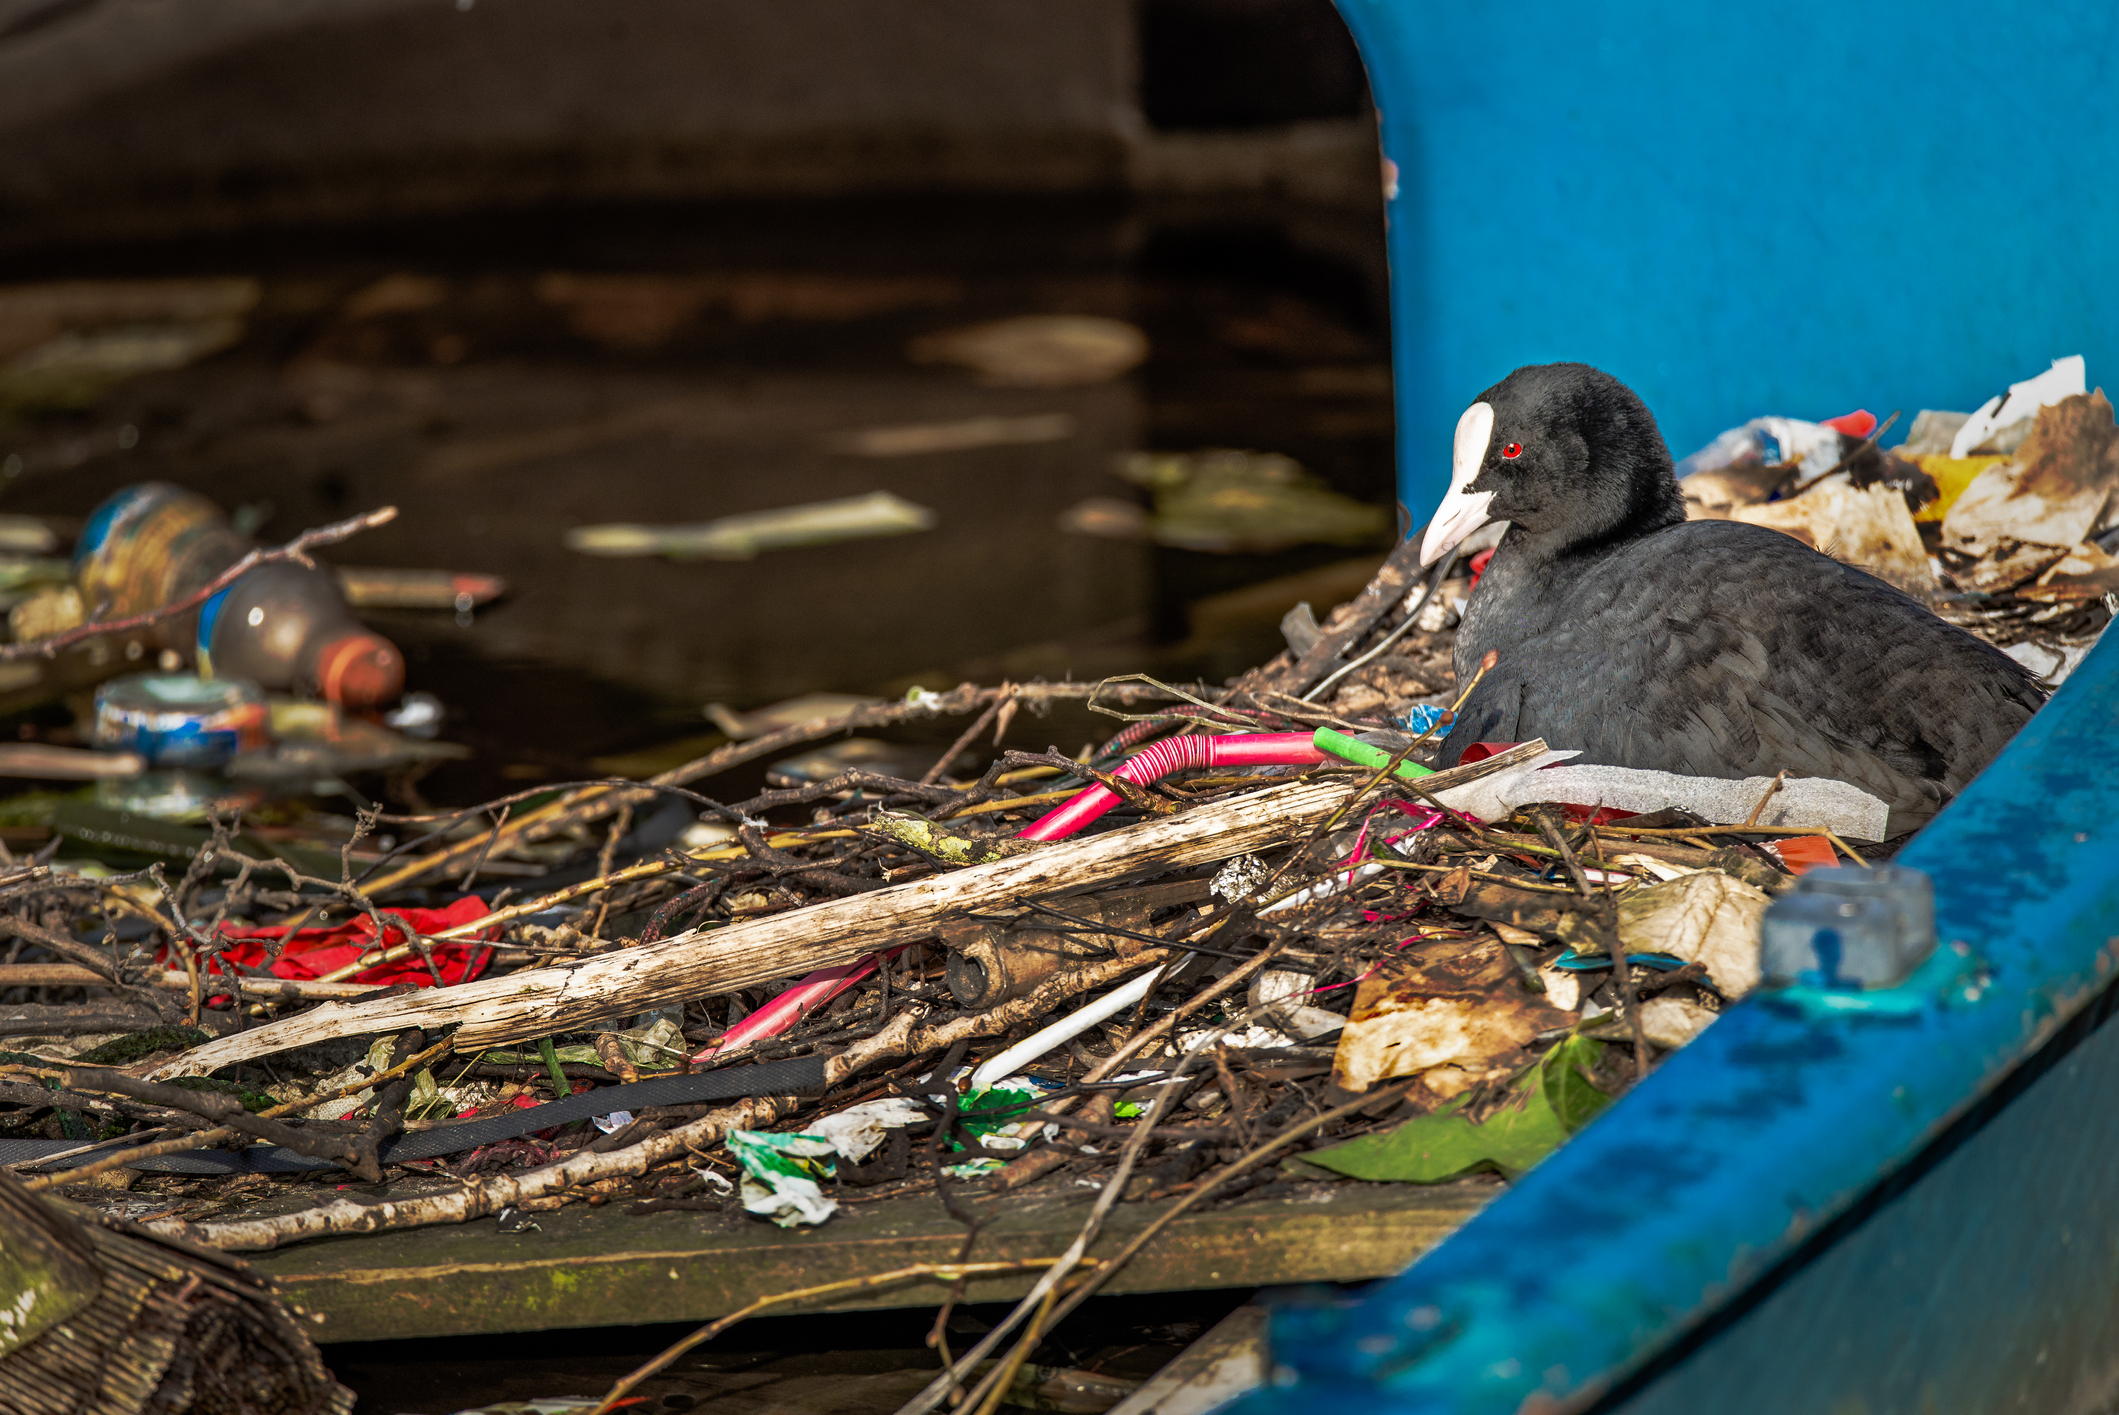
<box><xmin>1421</xmin><ymin>399</ymin><xmax>1498</xmax><ymax>566</ymax></box>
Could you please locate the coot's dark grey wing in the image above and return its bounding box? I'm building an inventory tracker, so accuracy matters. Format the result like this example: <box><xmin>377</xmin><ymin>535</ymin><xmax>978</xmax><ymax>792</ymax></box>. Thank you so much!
<box><xmin>1443</xmin><ymin>520</ymin><xmax>2043</xmax><ymax>833</ymax></box>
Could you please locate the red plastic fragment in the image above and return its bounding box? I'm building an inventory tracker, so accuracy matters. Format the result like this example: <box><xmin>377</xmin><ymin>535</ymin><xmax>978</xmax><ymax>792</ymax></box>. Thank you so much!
<box><xmin>1458</xmin><ymin>741</ymin><xmax>1523</xmax><ymax>764</ymax></box>
<box><xmin>1774</xmin><ymin>835</ymin><xmax>1839</xmax><ymax>874</ymax></box>
<box><xmin>1819</xmin><ymin>409</ymin><xmax>1877</xmax><ymax>438</ymax></box>
<box><xmin>1562</xmin><ymin>804</ymin><xmax>1637</xmax><ymax>825</ymax></box>
<box><xmin>1468</xmin><ymin>547</ymin><xmax>1495</xmax><ymax>588</ymax></box>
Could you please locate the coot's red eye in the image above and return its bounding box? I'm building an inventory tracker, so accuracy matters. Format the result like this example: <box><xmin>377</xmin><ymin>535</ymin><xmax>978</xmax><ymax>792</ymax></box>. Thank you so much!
<box><xmin>1501</xmin><ymin>442</ymin><xmax>1523</xmax><ymax>459</ymax></box>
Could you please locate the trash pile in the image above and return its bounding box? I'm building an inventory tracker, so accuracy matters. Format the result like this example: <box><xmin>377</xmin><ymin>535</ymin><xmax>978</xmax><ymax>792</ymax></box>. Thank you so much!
<box><xmin>0</xmin><ymin>352</ymin><xmax>2103</xmax><ymax>1411</ymax></box>
<box><xmin>1676</xmin><ymin>354</ymin><xmax>2117</xmax><ymax>687</ymax></box>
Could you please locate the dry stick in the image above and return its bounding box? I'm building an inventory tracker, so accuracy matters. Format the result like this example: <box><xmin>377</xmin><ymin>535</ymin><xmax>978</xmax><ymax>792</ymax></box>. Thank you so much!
<box><xmin>987</xmin><ymin>940</ymin><xmax>1284</xmax><ymax>1193</ymax></box>
<box><xmin>325</xmin><ymin>797</ymin><xmax>1054</xmax><ymax>979</ymax></box>
<box><xmin>57</xmin><ymin>1067</ymin><xmax>378</xmax><ymax>1179</ymax></box>
<box><xmin>1265</xmin><ymin>532</ymin><xmax>1427</xmax><ymax>698</ymax></box>
<box><xmin>893</xmin><ymin>1076</ymin><xmax>1187</xmax><ymax>1415</ymax></box>
<box><xmin>0</xmin><ymin>964</ymin><xmax>381</xmax><ymax>999</ymax></box>
<box><xmin>149</xmin><ymin>1091</ymin><xmax>798</xmax><ymax>1251</ymax></box>
<box><xmin>19</xmin><ymin>1036</ymin><xmax>455</xmax><ymax>1191</ymax></box>
<box><xmin>1024</xmin><ymin>1081</ymin><xmax>1424</xmax><ymax>1342</ymax></box>
<box><xmin>1742</xmin><ymin>771</ymin><xmax>1788</xmax><ymax>828</ymax></box>
<box><xmin>17</xmin><ymin>1126</ymin><xmax>182</xmax><ymax>1173</ymax></box>
<box><xmin>588</xmin><ymin>804</ymin><xmax>633</xmax><ymax>939</ymax></box>
<box><xmin>957</xmin><ymin>1073</ymin><xmax>1422</xmax><ymax>1415</ymax></box>
<box><xmin>459</xmin><ymin>804</ymin><xmax>510</xmax><ymax>893</ymax></box>
<box><xmin>0</xmin><ymin>914</ymin><xmax>122</xmax><ymax>980</ymax></box>
<box><xmin>358</xmin><ymin>681</ymin><xmax>1212</xmax><ymax>897</ymax></box>
<box><xmin>1534</xmin><ymin>813</ymin><xmax>1595</xmax><ymax>897</ymax></box>
<box><xmin>1303</xmin><ymin>548</ymin><xmax>1458</xmax><ymax>702</ymax></box>
<box><xmin>583</xmin><ymin>1259</ymin><xmax>1075</xmax><ymax>1415</ymax></box>
<box><xmin>1368</xmin><ymin>860</ymin><xmax>1578</xmax><ymax>894</ymax></box>
<box><xmin>1</xmin><ymin>505</ymin><xmax>399</xmax><ymax>662</ymax></box>
<box><xmin>147</xmin><ymin>772</ymin><xmax>1442</xmax><ymax>1080</ymax></box>
<box><xmin>923</xmin><ymin>688</ymin><xmax>1011</xmax><ymax>785</ymax></box>
<box><xmin>150</xmin><ymin>952</ymin><xmax>1169</xmax><ymax>1250</ymax></box>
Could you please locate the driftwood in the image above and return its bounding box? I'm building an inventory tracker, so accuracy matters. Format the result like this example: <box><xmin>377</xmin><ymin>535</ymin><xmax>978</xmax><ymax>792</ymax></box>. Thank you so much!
<box><xmin>144</xmin><ymin>744</ymin><xmax>1544</xmax><ymax>1083</ymax></box>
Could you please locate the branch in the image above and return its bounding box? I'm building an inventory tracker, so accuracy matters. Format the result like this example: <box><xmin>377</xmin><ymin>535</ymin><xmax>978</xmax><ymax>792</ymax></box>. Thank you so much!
<box><xmin>5</xmin><ymin>505</ymin><xmax>399</xmax><ymax>661</ymax></box>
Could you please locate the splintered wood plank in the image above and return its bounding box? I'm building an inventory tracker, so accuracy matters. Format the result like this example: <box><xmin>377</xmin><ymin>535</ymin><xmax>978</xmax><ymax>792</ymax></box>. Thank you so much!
<box><xmin>255</xmin><ymin>1181</ymin><xmax>1495</xmax><ymax>1344</ymax></box>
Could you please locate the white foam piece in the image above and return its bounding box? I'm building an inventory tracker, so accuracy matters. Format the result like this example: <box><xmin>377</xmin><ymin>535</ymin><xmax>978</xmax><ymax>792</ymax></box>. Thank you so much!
<box><xmin>1433</xmin><ymin>753</ymin><xmax>1889</xmax><ymax>842</ymax></box>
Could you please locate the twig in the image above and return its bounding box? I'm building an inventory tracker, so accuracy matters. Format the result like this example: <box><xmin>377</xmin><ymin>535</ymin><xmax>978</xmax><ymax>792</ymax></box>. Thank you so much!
<box><xmin>1785</xmin><ymin>410</ymin><xmax>1902</xmax><ymax>498</ymax></box>
<box><xmin>1020</xmin><ymin>1081</ymin><xmax>1422</xmax><ymax>1338</ymax></box>
<box><xmin>923</xmin><ymin>687</ymin><xmax>1011</xmax><ymax>784</ymax></box>
<box><xmin>358</xmin><ymin>682</ymin><xmax>1216</xmax><ymax>896</ymax></box>
<box><xmin>18</xmin><ymin>1035</ymin><xmax>453</xmax><ymax>1190</ymax></box>
<box><xmin>1742</xmin><ymin>771</ymin><xmax>1787</xmax><ymax>828</ymax></box>
<box><xmin>1534</xmin><ymin>811</ymin><xmax>1594</xmax><ymax>896</ymax></box>
<box><xmin>56</xmin><ymin>1067</ymin><xmax>381</xmax><ymax>1180</ymax></box>
<box><xmin>3</xmin><ymin>506</ymin><xmax>398</xmax><ymax>661</ymax></box>
<box><xmin>1303</xmin><ymin>549</ymin><xmax>1458</xmax><ymax>702</ymax></box>
<box><xmin>893</xmin><ymin>1075</ymin><xmax>1186</xmax><ymax>1415</ymax></box>
<box><xmin>584</xmin><ymin>1259</ymin><xmax>1073</xmax><ymax>1415</ymax></box>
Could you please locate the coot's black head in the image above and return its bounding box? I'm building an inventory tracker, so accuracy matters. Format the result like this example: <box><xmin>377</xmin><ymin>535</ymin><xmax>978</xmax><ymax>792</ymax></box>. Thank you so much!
<box><xmin>1420</xmin><ymin>362</ymin><xmax>1686</xmax><ymax>566</ymax></box>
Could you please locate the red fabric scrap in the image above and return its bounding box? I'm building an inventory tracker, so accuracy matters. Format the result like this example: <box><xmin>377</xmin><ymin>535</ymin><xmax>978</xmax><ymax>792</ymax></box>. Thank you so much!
<box><xmin>185</xmin><ymin>895</ymin><xmax>498</xmax><ymax>989</ymax></box>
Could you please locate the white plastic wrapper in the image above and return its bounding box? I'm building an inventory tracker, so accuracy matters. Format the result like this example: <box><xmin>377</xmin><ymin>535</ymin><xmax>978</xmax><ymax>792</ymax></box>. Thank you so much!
<box><xmin>805</xmin><ymin>1096</ymin><xmax>930</xmax><ymax>1163</ymax></box>
<box><xmin>1432</xmin><ymin>750</ymin><xmax>1890</xmax><ymax>842</ymax></box>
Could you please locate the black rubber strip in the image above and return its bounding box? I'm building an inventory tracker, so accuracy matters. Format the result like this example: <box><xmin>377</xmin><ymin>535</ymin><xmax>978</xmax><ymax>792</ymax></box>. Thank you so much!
<box><xmin>0</xmin><ymin>1053</ymin><xmax>829</xmax><ymax>1176</ymax></box>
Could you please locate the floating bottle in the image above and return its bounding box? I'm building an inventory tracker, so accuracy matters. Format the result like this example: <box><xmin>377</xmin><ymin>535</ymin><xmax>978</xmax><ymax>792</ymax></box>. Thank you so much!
<box><xmin>74</xmin><ymin>483</ymin><xmax>404</xmax><ymax>708</ymax></box>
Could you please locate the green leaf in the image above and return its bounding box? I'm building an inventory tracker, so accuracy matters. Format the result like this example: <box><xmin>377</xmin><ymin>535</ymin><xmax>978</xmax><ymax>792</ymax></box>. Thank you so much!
<box><xmin>1301</xmin><ymin>1036</ymin><xmax>1612</xmax><ymax>1184</ymax></box>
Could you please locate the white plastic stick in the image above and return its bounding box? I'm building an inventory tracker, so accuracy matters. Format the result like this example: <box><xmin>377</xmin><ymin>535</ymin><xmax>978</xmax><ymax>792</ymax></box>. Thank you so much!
<box><xmin>967</xmin><ymin>964</ymin><xmax>1167</xmax><ymax>1090</ymax></box>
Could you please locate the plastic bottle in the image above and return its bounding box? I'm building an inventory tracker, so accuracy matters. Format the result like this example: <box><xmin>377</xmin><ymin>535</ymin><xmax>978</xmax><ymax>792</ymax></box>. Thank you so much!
<box><xmin>73</xmin><ymin>483</ymin><xmax>403</xmax><ymax>709</ymax></box>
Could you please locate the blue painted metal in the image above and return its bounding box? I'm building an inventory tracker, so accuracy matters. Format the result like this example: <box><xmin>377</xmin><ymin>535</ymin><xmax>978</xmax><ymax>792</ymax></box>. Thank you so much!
<box><xmin>1333</xmin><ymin>0</ymin><xmax>2119</xmax><ymax>517</ymax></box>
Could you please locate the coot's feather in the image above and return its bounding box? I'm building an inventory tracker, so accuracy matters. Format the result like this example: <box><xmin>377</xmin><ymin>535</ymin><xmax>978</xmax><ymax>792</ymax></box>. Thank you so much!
<box><xmin>1422</xmin><ymin>363</ymin><xmax>2043</xmax><ymax>835</ymax></box>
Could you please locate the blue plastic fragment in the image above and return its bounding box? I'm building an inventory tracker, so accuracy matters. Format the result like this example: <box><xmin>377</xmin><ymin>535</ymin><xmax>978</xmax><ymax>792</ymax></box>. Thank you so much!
<box><xmin>1395</xmin><ymin>704</ymin><xmax>1449</xmax><ymax>735</ymax></box>
<box><xmin>1551</xmin><ymin>949</ymin><xmax>1685</xmax><ymax>972</ymax></box>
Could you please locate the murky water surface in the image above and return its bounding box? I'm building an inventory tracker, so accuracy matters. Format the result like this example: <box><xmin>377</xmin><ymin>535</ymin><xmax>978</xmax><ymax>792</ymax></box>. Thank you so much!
<box><xmin>3</xmin><ymin>194</ymin><xmax>1393</xmax><ymax>804</ymax></box>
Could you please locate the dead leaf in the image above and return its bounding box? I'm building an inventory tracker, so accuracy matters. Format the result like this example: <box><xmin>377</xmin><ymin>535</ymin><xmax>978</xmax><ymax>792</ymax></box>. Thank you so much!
<box><xmin>1732</xmin><ymin>480</ymin><xmax>1931</xmax><ymax>590</ymax></box>
<box><xmin>1613</xmin><ymin>872</ymin><xmax>1770</xmax><ymax>997</ymax></box>
<box><xmin>1940</xmin><ymin>391</ymin><xmax>2119</xmax><ymax>589</ymax></box>
<box><xmin>2019</xmin><ymin>540</ymin><xmax>2119</xmax><ymax>603</ymax></box>
<box><xmin>1331</xmin><ymin>940</ymin><xmax>1575</xmax><ymax>1092</ymax></box>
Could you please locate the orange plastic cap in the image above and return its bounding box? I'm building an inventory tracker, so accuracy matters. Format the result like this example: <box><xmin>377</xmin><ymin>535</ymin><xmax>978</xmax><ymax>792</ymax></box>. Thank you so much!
<box><xmin>316</xmin><ymin>632</ymin><xmax>405</xmax><ymax>708</ymax></box>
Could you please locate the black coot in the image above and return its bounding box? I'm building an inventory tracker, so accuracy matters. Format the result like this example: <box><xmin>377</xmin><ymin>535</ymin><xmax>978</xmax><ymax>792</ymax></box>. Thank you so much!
<box><xmin>1420</xmin><ymin>362</ymin><xmax>2043</xmax><ymax>836</ymax></box>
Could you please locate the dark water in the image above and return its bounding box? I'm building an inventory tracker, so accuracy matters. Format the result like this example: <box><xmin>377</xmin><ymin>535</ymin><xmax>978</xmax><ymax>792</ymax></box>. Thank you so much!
<box><xmin>324</xmin><ymin>1288</ymin><xmax>1256</xmax><ymax>1414</ymax></box>
<box><xmin>1</xmin><ymin>193</ymin><xmax>1393</xmax><ymax>804</ymax></box>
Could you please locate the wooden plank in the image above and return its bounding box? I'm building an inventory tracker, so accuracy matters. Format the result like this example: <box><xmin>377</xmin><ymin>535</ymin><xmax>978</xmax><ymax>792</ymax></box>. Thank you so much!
<box><xmin>255</xmin><ymin>1181</ymin><xmax>1495</xmax><ymax>1344</ymax></box>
